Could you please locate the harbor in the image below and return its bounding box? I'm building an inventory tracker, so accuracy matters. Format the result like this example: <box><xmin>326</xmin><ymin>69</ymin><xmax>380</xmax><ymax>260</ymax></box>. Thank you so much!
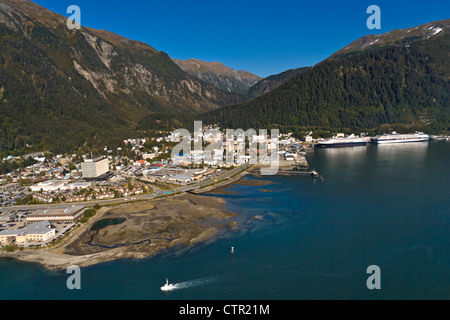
<box><xmin>2</xmin><ymin>139</ymin><xmax>447</xmax><ymax>300</ymax></box>
<box><xmin>312</xmin><ymin>131</ymin><xmax>449</xmax><ymax>148</ymax></box>
<box><xmin>268</xmin><ymin>130</ymin><xmax>449</xmax><ymax>180</ymax></box>
<box><xmin>274</xmin><ymin>157</ymin><xmax>317</xmax><ymax>177</ymax></box>
<box><xmin>251</xmin><ymin>147</ymin><xmax>322</xmax><ymax>179</ymax></box>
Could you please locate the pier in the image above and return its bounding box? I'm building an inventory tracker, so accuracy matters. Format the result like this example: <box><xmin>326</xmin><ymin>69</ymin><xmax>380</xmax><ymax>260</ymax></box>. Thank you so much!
<box><xmin>251</xmin><ymin>154</ymin><xmax>321</xmax><ymax>178</ymax></box>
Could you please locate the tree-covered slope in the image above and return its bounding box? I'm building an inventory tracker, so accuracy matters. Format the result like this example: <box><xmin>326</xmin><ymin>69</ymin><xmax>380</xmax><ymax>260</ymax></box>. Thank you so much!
<box><xmin>203</xmin><ymin>21</ymin><xmax>450</xmax><ymax>134</ymax></box>
<box><xmin>0</xmin><ymin>0</ymin><xmax>243</xmax><ymax>154</ymax></box>
<box><xmin>246</xmin><ymin>67</ymin><xmax>310</xmax><ymax>99</ymax></box>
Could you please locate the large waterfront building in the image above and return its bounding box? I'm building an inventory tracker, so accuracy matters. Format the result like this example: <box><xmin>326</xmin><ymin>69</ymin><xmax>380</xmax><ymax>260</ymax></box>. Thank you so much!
<box><xmin>81</xmin><ymin>157</ymin><xmax>109</xmax><ymax>178</ymax></box>
<box><xmin>0</xmin><ymin>221</ymin><xmax>55</xmax><ymax>244</ymax></box>
<box><xmin>26</xmin><ymin>206</ymin><xmax>86</xmax><ymax>224</ymax></box>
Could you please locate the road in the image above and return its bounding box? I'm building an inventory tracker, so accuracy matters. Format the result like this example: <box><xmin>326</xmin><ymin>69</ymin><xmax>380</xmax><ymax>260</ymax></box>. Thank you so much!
<box><xmin>1</xmin><ymin>164</ymin><xmax>251</xmax><ymax>213</ymax></box>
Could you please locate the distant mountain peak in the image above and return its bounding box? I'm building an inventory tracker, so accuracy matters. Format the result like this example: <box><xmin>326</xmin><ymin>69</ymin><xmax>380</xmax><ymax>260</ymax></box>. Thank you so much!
<box><xmin>330</xmin><ymin>19</ymin><xmax>450</xmax><ymax>59</ymax></box>
<box><xmin>173</xmin><ymin>58</ymin><xmax>261</xmax><ymax>94</ymax></box>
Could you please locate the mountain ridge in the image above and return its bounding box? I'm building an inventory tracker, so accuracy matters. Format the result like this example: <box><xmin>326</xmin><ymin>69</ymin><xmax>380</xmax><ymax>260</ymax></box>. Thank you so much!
<box><xmin>329</xmin><ymin>19</ymin><xmax>450</xmax><ymax>59</ymax></box>
<box><xmin>0</xmin><ymin>0</ymin><xmax>244</xmax><ymax>154</ymax></box>
<box><xmin>203</xmin><ymin>19</ymin><xmax>450</xmax><ymax>135</ymax></box>
<box><xmin>246</xmin><ymin>67</ymin><xmax>311</xmax><ymax>99</ymax></box>
<box><xmin>173</xmin><ymin>58</ymin><xmax>262</xmax><ymax>94</ymax></box>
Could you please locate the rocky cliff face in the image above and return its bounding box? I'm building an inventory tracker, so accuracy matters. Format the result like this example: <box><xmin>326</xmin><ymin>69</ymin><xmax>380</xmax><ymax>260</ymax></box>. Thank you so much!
<box><xmin>173</xmin><ymin>58</ymin><xmax>261</xmax><ymax>94</ymax></box>
<box><xmin>0</xmin><ymin>0</ymin><xmax>244</xmax><ymax>153</ymax></box>
<box><xmin>0</xmin><ymin>0</ymin><xmax>245</xmax><ymax>115</ymax></box>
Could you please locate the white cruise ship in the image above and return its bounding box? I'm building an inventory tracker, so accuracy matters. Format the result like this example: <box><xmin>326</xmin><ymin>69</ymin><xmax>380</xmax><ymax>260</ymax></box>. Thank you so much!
<box><xmin>371</xmin><ymin>131</ymin><xmax>430</xmax><ymax>144</ymax></box>
<box><xmin>315</xmin><ymin>134</ymin><xmax>368</xmax><ymax>148</ymax></box>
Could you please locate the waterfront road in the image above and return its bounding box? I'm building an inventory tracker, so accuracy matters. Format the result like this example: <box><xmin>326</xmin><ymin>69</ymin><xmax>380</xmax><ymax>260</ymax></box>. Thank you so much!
<box><xmin>1</xmin><ymin>164</ymin><xmax>251</xmax><ymax>213</ymax></box>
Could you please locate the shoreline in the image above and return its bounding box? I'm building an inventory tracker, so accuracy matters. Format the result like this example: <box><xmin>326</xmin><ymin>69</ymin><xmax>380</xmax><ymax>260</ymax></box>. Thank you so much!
<box><xmin>0</xmin><ymin>168</ymin><xmax>254</xmax><ymax>271</ymax></box>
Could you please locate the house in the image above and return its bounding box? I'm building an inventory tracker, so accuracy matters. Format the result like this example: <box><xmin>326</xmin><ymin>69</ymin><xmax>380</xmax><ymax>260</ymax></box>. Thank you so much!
<box><xmin>95</xmin><ymin>192</ymin><xmax>115</xmax><ymax>200</ymax></box>
<box><xmin>33</xmin><ymin>192</ymin><xmax>54</xmax><ymax>203</ymax></box>
<box><xmin>134</xmin><ymin>159</ymin><xmax>146</xmax><ymax>166</ymax></box>
<box><xmin>142</xmin><ymin>153</ymin><xmax>156</xmax><ymax>160</ymax></box>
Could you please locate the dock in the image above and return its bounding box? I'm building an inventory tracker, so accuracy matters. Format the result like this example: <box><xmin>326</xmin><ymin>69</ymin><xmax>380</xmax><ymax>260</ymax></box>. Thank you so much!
<box><xmin>251</xmin><ymin>154</ymin><xmax>321</xmax><ymax>178</ymax></box>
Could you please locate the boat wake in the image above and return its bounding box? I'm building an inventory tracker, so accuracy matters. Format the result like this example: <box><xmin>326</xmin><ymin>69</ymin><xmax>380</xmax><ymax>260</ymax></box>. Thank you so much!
<box><xmin>162</xmin><ymin>275</ymin><xmax>223</xmax><ymax>291</ymax></box>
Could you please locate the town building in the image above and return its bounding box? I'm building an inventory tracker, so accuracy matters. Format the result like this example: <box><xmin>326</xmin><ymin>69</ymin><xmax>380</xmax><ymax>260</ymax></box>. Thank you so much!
<box><xmin>30</xmin><ymin>180</ymin><xmax>67</xmax><ymax>192</ymax></box>
<box><xmin>81</xmin><ymin>157</ymin><xmax>109</xmax><ymax>179</ymax></box>
<box><xmin>26</xmin><ymin>205</ymin><xmax>86</xmax><ymax>224</ymax></box>
<box><xmin>67</xmin><ymin>182</ymin><xmax>92</xmax><ymax>190</ymax></box>
<box><xmin>143</xmin><ymin>173</ymin><xmax>167</xmax><ymax>182</ymax></box>
<box><xmin>142</xmin><ymin>153</ymin><xmax>156</xmax><ymax>160</ymax></box>
<box><xmin>0</xmin><ymin>221</ymin><xmax>55</xmax><ymax>244</ymax></box>
<box><xmin>168</xmin><ymin>173</ymin><xmax>192</xmax><ymax>184</ymax></box>
<box><xmin>33</xmin><ymin>192</ymin><xmax>54</xmax><ymax>203</ymax></box>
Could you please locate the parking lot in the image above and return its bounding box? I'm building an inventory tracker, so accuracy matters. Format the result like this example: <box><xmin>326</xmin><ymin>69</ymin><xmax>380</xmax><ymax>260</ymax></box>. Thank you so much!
<box><xmin>0</xmin><ymin>186</ymin><xmax>30</xmax><ymax>207</ymax></box>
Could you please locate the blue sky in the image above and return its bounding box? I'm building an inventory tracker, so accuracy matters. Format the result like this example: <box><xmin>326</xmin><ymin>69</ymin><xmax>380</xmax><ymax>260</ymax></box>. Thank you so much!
<box><xmin>33</xmin><ymin>0</ymin><xmax>449</xmax><ymax>77</ymax></box>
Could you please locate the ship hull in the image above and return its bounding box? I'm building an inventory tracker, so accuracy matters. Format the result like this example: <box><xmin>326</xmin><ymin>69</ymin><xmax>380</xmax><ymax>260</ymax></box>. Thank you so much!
<box><xmin>316</xmin><ymin>142</ymin><xmax>367</xmax><ymax>148</ymax></box>
<box><xmin>372</xmin><ymin>138</ymin><xmax>429</xmax><ymax>144</ymax></box>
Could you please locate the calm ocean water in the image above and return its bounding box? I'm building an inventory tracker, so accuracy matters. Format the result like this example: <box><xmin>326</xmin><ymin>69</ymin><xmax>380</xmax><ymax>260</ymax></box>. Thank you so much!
<box><xmin>1</xmin><ymin>141</ymin><xmax>449</xmax><ymax>300</ymax></box>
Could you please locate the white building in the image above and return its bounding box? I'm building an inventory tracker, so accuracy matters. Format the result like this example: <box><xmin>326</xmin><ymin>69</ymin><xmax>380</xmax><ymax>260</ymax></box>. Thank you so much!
<box><xmin>0</xmin><ymin>221</ymin><xmax>55</xmax><ymax>244</ymax></box>
<box><xmin>67</xmin><ymin>182</ymin><xmax>92</xmax><ymax>190</ymax></box>
<box><xmin>168</xmin><ymin>173</ymin><xmax>192</xmax><ymax>184</ymax></box>
<box><xmin>26</xmin><ymin>206</ymin><xmax>86</xmax><ymax>224</ymax></box>
<box><xmin>30</xmin><ymin>180</ymin><xmax>67</xmax><ymax>192</ymax></box>
<box><xmin>142</xmin><ymin>153</ymin><xmax>156</xmax><ymax>160</ymax></box>
<box><xmin>81</xmin><ymin>157</ymin><xmax>109</xmax><ymax>178</ymax></box>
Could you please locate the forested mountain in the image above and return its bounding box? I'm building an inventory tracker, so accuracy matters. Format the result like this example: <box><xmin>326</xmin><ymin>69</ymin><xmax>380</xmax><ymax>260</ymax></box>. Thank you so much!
<box><xmin>173</xmin><ymin>58</ymin><xmax>261</xmax><ymax>94</ymax></box>
<box><xmin>330</xmin><ymin>20</ymin><xmax>450</xmax><ymax>59</ymax></box>
<box><xmin>136</xmin><ymin>112</ymin><xmax>197</xmax><ymax>133</ymax></box>
<box><xmin>1</xmin><ymin>0</ymin><xmax>448</xmax><ymax>156</ymax></box>
<box><xmin>203</xmin><ymin>20</ymin><xmax>450</xmax><ymax>135</ymax></box>
<box><xmin>0</xmin><ymin>0</ymin><xmax>243</xmax><ymax>154</ymax></box>
<box><xmin>173</xmin><ymin>58</ymin><xmax>311</xmax><ymax>99</ymax></box>
<box><xmin>246</xmin><ymin>67</ymin><xmax>311</xmax><ymax>99</ymax></box>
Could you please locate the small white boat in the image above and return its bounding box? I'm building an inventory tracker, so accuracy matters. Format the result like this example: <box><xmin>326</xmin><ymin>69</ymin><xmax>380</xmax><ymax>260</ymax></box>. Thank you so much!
<box><xmin>161</xmin><ymin>278</ymin><xmax>175</xmax><ymax>291</ymax></box>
